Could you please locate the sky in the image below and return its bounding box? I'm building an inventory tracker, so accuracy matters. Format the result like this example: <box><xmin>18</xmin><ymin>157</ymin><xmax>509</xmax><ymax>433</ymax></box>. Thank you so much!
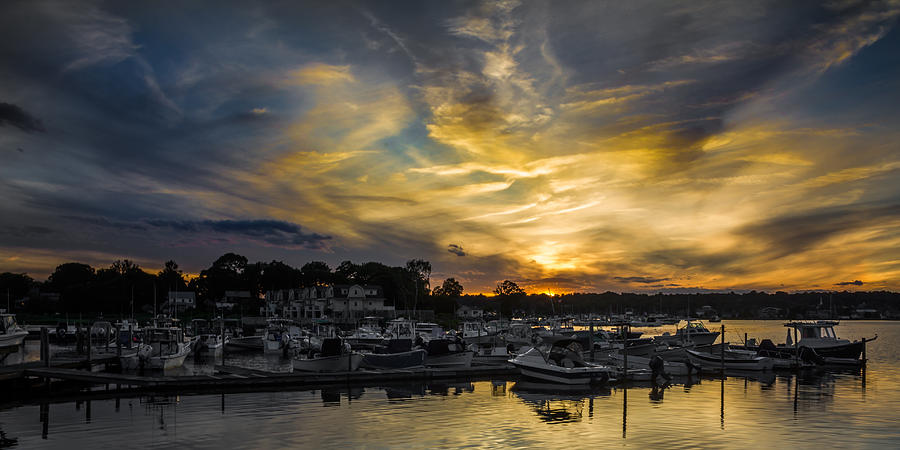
<box><xmin>1</xmin><ymin>0</ymin><xmax>899</xmax><ymax>294</ymax></box>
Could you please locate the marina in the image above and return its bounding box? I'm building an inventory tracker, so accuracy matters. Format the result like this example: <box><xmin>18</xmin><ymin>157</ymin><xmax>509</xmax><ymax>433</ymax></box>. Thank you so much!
<box><xmin>0</xmin><ymin>319</ymin><xmax>893</xmax><ymax>447</ymax></box>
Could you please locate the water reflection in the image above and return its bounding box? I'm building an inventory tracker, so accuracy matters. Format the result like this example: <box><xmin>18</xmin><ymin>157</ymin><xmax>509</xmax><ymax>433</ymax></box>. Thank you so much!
<box><xmin>511</xmin><ymin>381</ymin><xmax>611</xmax><ymax>424</ymax></box>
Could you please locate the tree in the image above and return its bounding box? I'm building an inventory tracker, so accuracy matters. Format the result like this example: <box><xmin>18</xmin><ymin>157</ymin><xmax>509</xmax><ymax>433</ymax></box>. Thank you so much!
<box><xmin>157</xmin><ymin>260</ymin><xmax>187</xmax><ymax>291</ymax></box>
<box><xmin>434</xmin><ymin>278</ymin><xmax>464</xmax><ymax>297</ymax></box>
<box><xmin>212</xmin><ymin>253</ymin><xmax>248</xmax><ymax>274</ymax></box>
<box><xmin>494</xmin><ymin>280</ymin><xmax>525</xmax><ymax>296</ymax></box>
<box><xmin>405</xmin><ymin>259</ymin><xmax>432</xmax><ymax>313</ymax></box>
<box><xmin>48</xmin><ymin>262</ymin><xmax>96</xmax><ymax>313</ymax></box>
<box><xmin>300</xmin><ymin>261</ymin><xmax>332</xmax><ymax>287</ymax></box>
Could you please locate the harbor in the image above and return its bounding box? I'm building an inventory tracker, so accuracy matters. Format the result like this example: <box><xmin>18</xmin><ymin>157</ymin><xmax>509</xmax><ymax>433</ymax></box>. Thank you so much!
<box><xmin>0</xmin><ymin>319</ymin><xmax>892</xmax><ymax>448</ymax></box>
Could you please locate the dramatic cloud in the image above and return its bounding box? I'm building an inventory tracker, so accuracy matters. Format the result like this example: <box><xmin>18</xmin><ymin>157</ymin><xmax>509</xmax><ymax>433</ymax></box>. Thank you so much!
<box><xmin>0</xmin><ymin>102</ymin><xmax>44</xmax><ymax>133</ymax></box>
<box><xmin>447</xmin><ymin>244</ymin><xmax>467</xmax><ymax>257</ymax></box>
<box><xmin>1</xmin><ymin>1</ymin><xmax>899</xmax><ymax>293</ymax></box>
<box><xmin>835</xmin><ymin>280</ymin><xmax>864</xmax><ymax>286</ymax></box>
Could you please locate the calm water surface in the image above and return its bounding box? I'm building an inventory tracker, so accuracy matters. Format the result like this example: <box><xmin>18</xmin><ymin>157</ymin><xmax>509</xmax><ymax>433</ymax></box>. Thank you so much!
<box><xmin>1</xmin><ymin>320</ymin><xmax>897</xmax><ymax>448</ymax></box>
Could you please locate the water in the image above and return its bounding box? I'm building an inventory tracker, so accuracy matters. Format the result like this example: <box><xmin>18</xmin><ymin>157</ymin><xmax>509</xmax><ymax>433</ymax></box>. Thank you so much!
<box><xmin>0</xmin><ymin>321</ymin><xmax>897</xmax><ymax>448</ymax></box>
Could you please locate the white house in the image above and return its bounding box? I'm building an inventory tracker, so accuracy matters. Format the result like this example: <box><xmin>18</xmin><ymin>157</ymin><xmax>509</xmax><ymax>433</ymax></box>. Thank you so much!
<box><xmin>456</xmin><ymin>301</ymin><xmax>483</xmax><ymax>319</ymax></box>
<box><xmin>267</xmin><ymin>284</ymin><xmax>394</xmax><ymax>320</ymax></box>
<box><xmin>164</xmin><ymin>291</ymin><xmax>196</xmax><ymax>312</ymax></box>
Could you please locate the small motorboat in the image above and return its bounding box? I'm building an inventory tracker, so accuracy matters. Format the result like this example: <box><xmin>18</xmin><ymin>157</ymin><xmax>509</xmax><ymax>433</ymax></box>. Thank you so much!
<box><xmin>0</xmin><ymin>314</ymin><xmax>28</xmax><ymax>347</ymax></box>
<box><xmin>120</xmin><ymin>327</ymin><xmax>192</xmax><ymax>370</ymax></box>
<box><xmin>685</xmin><ymin>349</ymin><xmax>774</xmax><ymax>371</ymax></box>
<box><xmin>509</xmin><ymin>339</ymin><xmax>615</xmax><ymax>385</ymax></box>
<box><xmin>654</xmin><ymin>320</ymin><xmax>721</xmax><ymax>347</ymax></box>
<box><xmin>361</xmin><ymin>339</ymin><xmax>426</xmax><ymax>370</ymax></box>
<box><xmin>292</xmin><ymin>337</ymin><xmax>363</xmax><ymax>372</ymax></box>
<box><xmin>604</xmin><ymin>351</ymin><xmax>700</xmax><ymax>376</ymax></box>
<box><xmin>420</xmin><ymin>338</ymin><xmax>474</xmax><ymax>368</ymax></box>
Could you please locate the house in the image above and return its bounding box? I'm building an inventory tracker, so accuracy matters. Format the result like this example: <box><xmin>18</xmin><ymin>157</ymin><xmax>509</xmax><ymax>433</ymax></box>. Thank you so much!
<box><xmin>266</xmin><ymin>284</ymin><xmax>394</xmax><ymax>321</ymax></box>
<box><xmin>758</xmin><ymin>307</ymin><xmax>783</xmax><ymax>319</ymax></box>
<box><xmin>456</xmin><ymin>299</ymin><xmax>483</xmax><ymax>319</ymax></box>
<box><xmin>163</xmin><ymin>291</ymin><xmax>196</xmax><ymax>312</ymax></box>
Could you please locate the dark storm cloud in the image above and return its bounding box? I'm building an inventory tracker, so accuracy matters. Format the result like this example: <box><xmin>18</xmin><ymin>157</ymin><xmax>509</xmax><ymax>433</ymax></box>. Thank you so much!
<box><xmin>447</xmin><ymin>244</ymin><xmax>466</xmax><ymax>256</ymax></box>
<box><xmin>835</xmin><ymin>280</ymin><xmax>864</xmax><ymax>286</ymax></box>
<box><xmin>737</xmin><ymin>203</ymin><xmax>900</xmax><ymax>259</ymax></box>
<box><xmin>614</xmin><ymin>276</ymin><xmax>671</xmax><ymax>284</ymax></box>
<box><xmin>146</xmin><ymin>219</ymin><xmax>332</xmax><ymax>249</ymax></box>
<box><xmin>0</xmin><ymin>102</ymin><xmax>44</xmax><ymax>133</ymax></box>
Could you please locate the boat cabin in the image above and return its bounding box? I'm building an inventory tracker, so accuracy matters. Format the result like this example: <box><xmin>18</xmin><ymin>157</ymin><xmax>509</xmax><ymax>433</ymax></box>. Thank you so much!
<box><xmin>1</xmin><ymin>314</ymin><xmax>21</xmax><ymax>334</ymax></box>
<box><xmin>784</xmin><ymin>321</ymin><xmax>848</xmax><ymax>345</ymax></box>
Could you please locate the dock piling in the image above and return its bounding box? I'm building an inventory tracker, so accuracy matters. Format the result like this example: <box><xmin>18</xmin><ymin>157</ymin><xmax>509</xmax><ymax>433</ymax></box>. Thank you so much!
<box><xmin>115</xmin><ymin>326</ymin><xmax>121</xmax><ymax>357</ymax></box>
<box><xmin>40</xmin><ymin>327</ymin><xmax>50</xmax><ymax>368</ymax></box>
<box><xmin>721</xmin><ymin>324</ymin><xmax>725</xmax><ymax>375</ymax></box>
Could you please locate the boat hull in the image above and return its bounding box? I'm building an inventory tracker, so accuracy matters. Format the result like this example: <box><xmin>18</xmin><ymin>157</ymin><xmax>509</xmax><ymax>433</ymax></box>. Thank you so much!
<box><xmin>293</xmin><ymin>353</ymin><xmax>364</xmax><ymax>372</ymax></box>
<box><xmin>0</xmin><ymin>331</ymin><xmax>27</xmax><ymax>347</ymax></box>
<box><xmin>360</xmin><ymin>349</ymin><xmax>426</xmax><ymax>370</ymax></box>
<box><xmin>511</xmin><ymin>360</ymin><xmax>611</xmax><ymax>385</ymax></box>
<box><xmin>686</xmin><ymin>349</ymin><xmax>773</xmax><ymax>371</ymax></box>
<box><xmin>425</xmin><ymin>351</ymin><xmax>474</xmax><ymax>368</ymax></box>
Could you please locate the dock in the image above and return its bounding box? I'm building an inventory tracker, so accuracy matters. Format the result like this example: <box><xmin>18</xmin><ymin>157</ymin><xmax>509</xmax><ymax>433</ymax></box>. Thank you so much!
<box><xmin>17</xmin><ymin>364</ymin><xmax>517</xmax><ymax>391</ymax></box>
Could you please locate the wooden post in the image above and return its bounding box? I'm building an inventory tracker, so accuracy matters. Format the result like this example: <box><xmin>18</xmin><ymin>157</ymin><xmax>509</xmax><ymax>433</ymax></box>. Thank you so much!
<box><xmin>115</xmin><ymin>326</ymin><xmax>121</xmax><ymax>357</ymax></box>
<box><xmin>41</xmin><ymin>327</ymin><xmax>50</xmax><ymax>367</ymax></box>
<box><xmin>87</xmin><ymin>325</ymin><xmax>93</xmax><ymax>364</ymax></box>
<box><xmin>105</xmin><ymin>324</ymin><xmax>110</xmax><ymax>352</ymax></box>
<box><xmin>622</xmin><ymin>324</ymin><xmax>629</xmax><ymax>381</ymax></box>
<box><xmin>589</xmin><ymin>321</ymin><xmax>595</xmax><ymax>362</ymax></box>
<box><xmin>720</xmin><ymin>324</ymin><xmax>725</xmax><ymax>375</ymax></box>
<box><xmin>744</xmin><ymin>332</ymin><xmax>748</xmax><ymax>346</ymax></box>
<box><xmin>129</xmin><ymin>325</ymin><xmax>133</xmax><ymax>350</ymax></box>
<box><xmin>862</xmin><ymin>337</ymin><xmax>867</xmax><ymax>365</ymax></box>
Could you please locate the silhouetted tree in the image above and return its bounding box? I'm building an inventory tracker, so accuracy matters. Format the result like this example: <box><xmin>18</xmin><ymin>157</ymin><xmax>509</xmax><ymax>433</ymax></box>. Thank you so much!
<box><xmin>300</xmin><ymin>261</ymin><xmax>332</xmax><ymax>287</ymax></box>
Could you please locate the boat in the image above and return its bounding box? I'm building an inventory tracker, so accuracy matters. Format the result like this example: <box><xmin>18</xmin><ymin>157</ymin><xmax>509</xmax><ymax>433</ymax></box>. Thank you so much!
<box><xmin>420</xmin><ymin>338</ymin><xmax>474</xmax><ymax>368</ymax></box>
<box><xmin>0</xmin><ymin>314</ymin><xmax>28</xmax><ymax>347</ymax></box>
<box><xmin>345</xmin><ymin>317</ymin><xmax>385</xmax><ymax>350</ymax></box>
<box><xmin>360</xmin><ymin>338</ymin><xmax>426</xmax><ymax>369</ymax></box>
<box><xmin>292</xmin><ymin>337</ymin><xmax>363</xmax><ymax>372</ymax></box>
<box><xmin>603</xmin><ymin>350</ymin><xmax>700</xmax><ymax>376</ymax></box>
<box><xmin>263</xmin><ymin>319</ymin><xmax>302</xmax><ymax>355</ymax></box>
<box><xmin>195</xmin><ymin>334</ymin><xmax>224</xmax><ymax>353</ymax></box>
<box><xmin>468</xmin><ymin>338</ymin><xmax>515</xmax><ymax>366</ymax></box>
<box><xmin>653</xmin><ymin>320</ymin><xmax>721</xmax><ymax>347</ymax></box>
<box><xmin>120</xmin><ymin>327</ymin><xmax>192</xmax><ymax>370</ymax></box>
<box><xmin>592</xmin><ymin>329</ymin><xmax>656</xmax><ymax>357</ymax></box>
<box><xmin>685</xmin><ymin>349</ymin><xmax>774</xmax><ymax>371</ymax></box>
<box><xmin>784</xmin><ymin>321</ymin><xmax>875</xmax><ymax>360</ymax></box>
<box><xmin>460</xmin><ymin>321</ymin><xmax>495</xmax><ymax>345</ymax></box>
<box><xmin>509</xmin><ymin>339</ymin><xmax>615</xmax><ymax>385</ymax></box>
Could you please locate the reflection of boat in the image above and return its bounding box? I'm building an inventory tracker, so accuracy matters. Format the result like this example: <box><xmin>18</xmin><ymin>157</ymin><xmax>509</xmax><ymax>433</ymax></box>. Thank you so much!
<box><xmin>685</xmin><ymin>349</ymin><xmax>774</xmax><ymax>371</ymax></box>
<box><xmin>0</xmin><ymin>314</ymin><xmax>28</xmax><ymax>347</ymax></box>
<box><xmin>512</xmin><ymin>382</ymin><xmax>610</xmax><ymax>423</ymax></box>
<box><xmin>292</xmin><ymin>338</ymin><xmax>363</xmax><ymax>372</ymax></box>
<box><xmin>510</xmin><ymin>339</ymin><xmax>615</xmax><ymax>385</ymax></box>
<box><xmin>361</xmin><ymin>339</ymin><xmax>426</xmax><ymax>369</ymax></box>
<box><xmin>654</xmin><ymin>320</ymin><xmax>721</xmax><ymax>347</ymax></box>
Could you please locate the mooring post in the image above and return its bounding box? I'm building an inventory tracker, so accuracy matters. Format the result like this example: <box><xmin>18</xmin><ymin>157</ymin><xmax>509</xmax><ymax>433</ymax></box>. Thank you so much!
<box><xmin>105</xmin><ymin>324</ymin><xmax>110</xmax><ymax>352</ymax></box>
<box><xmin>87</xmin><ymin>326</ymin><xmax>93</xmax><ymax>365</ymax></box>
<box><xmin>589</xmin><ymin>321</ymin><xmax>595</xmax><ymax>362</ymax></box>
<box><xmin>128</xmin><ymin>325</ymin><xmax>133</xmax><ymax>350</ymax></box>
<box><xmin>115</xmin><ymin>326</ymin><xmax>121</xmax><ymax>357</ymax></box>
<box><xmin>744</xmin><ymin>332</ymin><xmax>748</xmax><ymax>346</ymax></box>
<box><xmin>862</xmin><ymin>337</ymin><xmax>867</xmax><ymax>365</ymax></box>
<box><xmin>41</xmin><ymin>327</ymin><xmax>49</xmax><ymax>367</ymax></box>
<box><xmin>720</xmin><ymin>324</ymin><xmax>725</xmax><ymax>375</ymax></box>
<box><xmin>622</xmin><ymin>324</ymin><xmax>629</xmax><ymax>382</ymax></box>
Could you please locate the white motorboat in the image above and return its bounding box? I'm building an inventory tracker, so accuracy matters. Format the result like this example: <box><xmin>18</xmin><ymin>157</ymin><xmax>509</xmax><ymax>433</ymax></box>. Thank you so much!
<box><xmin>0</xmin><ymin>314</ymin><xmax>28</xmax><ymax>347</ymax></box>
<box><xmin>685</xmin><ymin>349</ymin><xmax>774</xmax><ymax>371</ymax></box>
<box><xmin>460</xmin><ymin>321</ymin><xmax>495</xmax><ymax>345</ymax></box>
<box><xmin>263</xmin><ymin>319</ymin><xmax>302</xmax><ymax>355</ymax></box>
<box><xmin>509</xmin><ymin>339</ymin><xmax>615</xmax><ymax>385</ymax></box>
<box><xmin>654</xmin><ymin>320</ymin><xmax>721</xmax><ymax>347</ymax></box>
<box><xmin>120</xmin><ymin>327</ymin><xmax>192</xmax><ymax>370</ymax></box>
<box><xmin>345</xmin><ymin>317</ymin><xmax>385</xmax><ymax>350</ymax></box>
<box><xmin>196</xmin><ymin>334</ymin><xmax>224</xmax><ymax>353</ymax></box>
<box><xmin>293</xmin><ymin>338</ymin><xmax>363</xmax><ymax>372</ymax></box>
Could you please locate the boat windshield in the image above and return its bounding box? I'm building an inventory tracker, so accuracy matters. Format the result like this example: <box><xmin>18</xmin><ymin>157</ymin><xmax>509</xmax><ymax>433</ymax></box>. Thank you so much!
<box><xmin>1</xmin><ymin>315</ymin><xmax>14</xmax><ymax>333</ymax></box>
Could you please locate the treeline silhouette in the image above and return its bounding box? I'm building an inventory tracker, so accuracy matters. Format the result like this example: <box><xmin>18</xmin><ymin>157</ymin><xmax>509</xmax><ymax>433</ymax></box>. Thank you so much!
<box><xmin>1</xmin><ymin>253</ymin><xmax>898</xmax><ymax>319</ymax></box>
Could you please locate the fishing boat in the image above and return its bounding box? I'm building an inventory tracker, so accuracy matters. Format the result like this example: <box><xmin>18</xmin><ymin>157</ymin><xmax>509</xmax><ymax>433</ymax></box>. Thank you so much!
<box><xmin>468</xmin><ymin>338</ymin><xmax>515</xmax><ymax>366</ymax></box>
<box><xmin>360</xmin><ymin>338</ymin><xmax>426</xmax><ymax>369</ymax></box>
<box><xmin>460</xmin><ymin>321</ymin><xmax>495</xmax><ymax>345</ymax></box>
<box><xmin>120</xmin><ymin>327</ymin><xmax>192</xmax><ymax>370</ymax></box>
<box><xmin>784</xmin><ymin>321</ymin><xmax>875</xmax><ymax>360</ymax></box>
<box><xmin>0</xmin><ymin>314</ymin><xmax>27</xmax><ymax>347</ymax></box>
<box><xmin>195</xmin><ymin>334</ymin><xmax>224</xmax><ymax>353</ymax></box>
<box><xmin>654</xmin><ymin>320</ymin><xmax>721</xmax><ymax>347</ymax></box>
<box><xmin>509</xmin><ymin>339</ymin><xmax>615</xmax><ymax>385</ymax></box>
<box><xmin>292</xmin><ymin>337</ymin><xmax>363</xmax><ymax>372</ymax></box>
<box><xmin>345</xmin><ymin>317</ymin><xmax>385</xmax><ymax>350</ymax></box>
<box><xmin>685</xmin><ymin>349</ymin><xmax>774</xmax><ymax>371</ymax></box>
<box><xmin>263</xmin><ymin>319</ymin><xmax>302</xmax><ymax>355</ymax></box>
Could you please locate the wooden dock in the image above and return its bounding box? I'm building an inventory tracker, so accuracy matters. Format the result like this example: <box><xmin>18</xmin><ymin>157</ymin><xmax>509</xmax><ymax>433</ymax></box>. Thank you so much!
<box><xmin>18</xmin><ymin>364</ymin><xmax>517</xmax><ymax>391</ymax></box>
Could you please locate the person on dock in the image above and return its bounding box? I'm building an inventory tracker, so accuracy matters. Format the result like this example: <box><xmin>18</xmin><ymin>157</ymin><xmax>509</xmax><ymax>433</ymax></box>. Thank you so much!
<box><xmin>649</xmin><ymin>355</ymin><xmax>671</xmax><ymax>386</ymax></box>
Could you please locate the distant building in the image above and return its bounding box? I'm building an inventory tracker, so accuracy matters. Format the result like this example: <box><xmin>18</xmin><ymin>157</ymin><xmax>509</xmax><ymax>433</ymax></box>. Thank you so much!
<box><xmin>758</xmin><ymin>307</ymin><xmax>783</xmax><ymax>319</ymax></box>
<box><xmin>163</xmin><ymin>291</ymin><xmax>196</xmax><ymax>312</ymax></box>
<box><xmin>266</xmin><ymin>284</ymin><xmax>394</xmax><ymax>320</ymax></box>
<box><xmin>456</xmin><ymin>299</ymin><xmax>484</xmax><ymax>319</ymax></box>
